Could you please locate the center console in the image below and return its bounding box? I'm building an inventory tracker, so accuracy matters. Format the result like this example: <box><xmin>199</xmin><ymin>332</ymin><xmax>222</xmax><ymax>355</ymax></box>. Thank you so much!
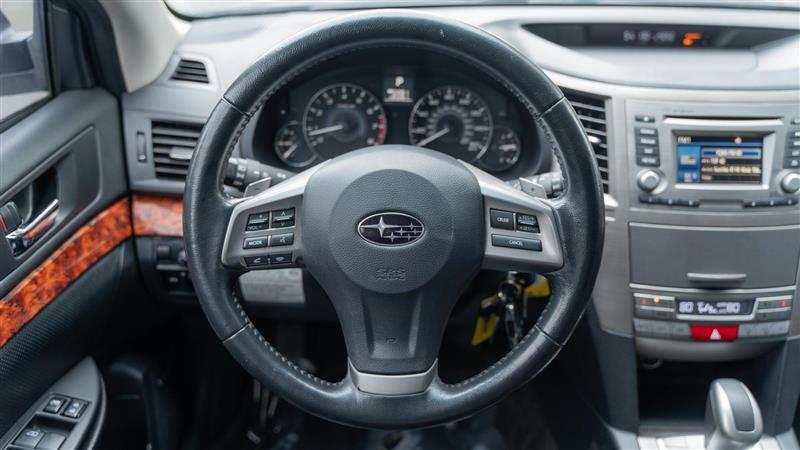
<box><xmin>621</xmin><ymin>101</ymin><xmax>800</xmax><ymax>359</ymax></box>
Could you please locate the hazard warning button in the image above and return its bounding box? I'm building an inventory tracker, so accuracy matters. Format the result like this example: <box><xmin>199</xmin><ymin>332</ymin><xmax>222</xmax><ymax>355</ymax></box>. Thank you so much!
<box><xmin>690</xmin><ymin>325</ymin><xmax>738</xmax><ymax>341</ymax></box>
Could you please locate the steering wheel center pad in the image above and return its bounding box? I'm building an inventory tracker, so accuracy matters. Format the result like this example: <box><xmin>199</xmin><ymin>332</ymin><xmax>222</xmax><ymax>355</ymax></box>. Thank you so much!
<box><xmin>303</xmin><ymin>146</ymin><xmax>484</xmax><ymax>374</ymax></box>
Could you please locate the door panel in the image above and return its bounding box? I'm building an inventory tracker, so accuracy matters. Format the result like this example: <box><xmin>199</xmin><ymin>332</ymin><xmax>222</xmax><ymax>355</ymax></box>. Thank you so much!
<box><xmin>0</xmin><ymin>88</ymin><xmax>129</xmax><ymax>435</ymax></box>
<box><xmin>0</xmin><ymin>89</ymin><xmax>126</xmax><ymax>290</ymax></box>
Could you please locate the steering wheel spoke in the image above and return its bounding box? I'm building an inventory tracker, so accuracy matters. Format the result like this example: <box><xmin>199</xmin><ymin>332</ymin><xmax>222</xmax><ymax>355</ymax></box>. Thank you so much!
<box><xmin>221</xmin><ymin>164</ymin><xmax>324</xmax><ymax>271</ymax></box>
<box><xmin>462</xmin><ymin>164</ymin><xmax>564</xmax><ymax>274</ymax></box>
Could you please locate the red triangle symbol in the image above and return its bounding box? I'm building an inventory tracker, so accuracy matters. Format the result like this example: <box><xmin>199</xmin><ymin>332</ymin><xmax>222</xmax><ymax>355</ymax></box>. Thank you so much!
<box><xmin>710</xmin><ymin>329</ymin><xmax>722</xmax><ymax>340</ymax></box>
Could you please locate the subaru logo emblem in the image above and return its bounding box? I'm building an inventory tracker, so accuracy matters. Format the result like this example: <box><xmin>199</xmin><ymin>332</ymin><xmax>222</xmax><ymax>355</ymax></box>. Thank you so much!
<box><xmin>357</xmin><ymin>213</ymin><xmax>424</xmax><ymax>246</ymax></box>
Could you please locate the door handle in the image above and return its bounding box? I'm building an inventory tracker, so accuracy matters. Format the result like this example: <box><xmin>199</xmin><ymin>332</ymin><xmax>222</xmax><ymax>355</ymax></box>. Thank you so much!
<box><xmin>6</xmin><ymin>199</ymin><xmax>58</xmax><ymax>255</ymax></box>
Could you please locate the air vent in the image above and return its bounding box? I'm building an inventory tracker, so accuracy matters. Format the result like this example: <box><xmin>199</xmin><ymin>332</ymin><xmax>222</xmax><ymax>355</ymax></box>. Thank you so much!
<box><xmin>170</xmin><ymin>58</ymin><xmax>209</xmax><ymax>84</ymax></box>
<box><xmin>563</xmin><ymin>92</ymin><xmax>609</xmax><ymax>193</ymax></box>
<box><xmin>151</xmin><ymin>120</ymin><xmax>203</xmax><ymax>180</ymax></box>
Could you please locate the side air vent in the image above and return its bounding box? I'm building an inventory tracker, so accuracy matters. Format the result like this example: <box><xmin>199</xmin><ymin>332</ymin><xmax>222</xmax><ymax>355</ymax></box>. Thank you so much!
<box><xmin>563</xmin><ymin>92</ymin><xmax>609</xmax><ymax>193</ymax></box>
<box><xmin>170</xmin><ymin>58</ymin><xmax>209</xmax><ymax>84</ymax></box>
<box><xmin>151</xmin><ymin>120</ymin><xmax>203</xmax><ymax>180</ymax></box>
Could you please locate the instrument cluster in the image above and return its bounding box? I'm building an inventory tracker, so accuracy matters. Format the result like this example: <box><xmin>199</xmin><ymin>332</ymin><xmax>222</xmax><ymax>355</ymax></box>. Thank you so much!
<box><xmin>247</xmin><ymin>57</ymin><xmax>546</xmax><ymax>178</ymax></box>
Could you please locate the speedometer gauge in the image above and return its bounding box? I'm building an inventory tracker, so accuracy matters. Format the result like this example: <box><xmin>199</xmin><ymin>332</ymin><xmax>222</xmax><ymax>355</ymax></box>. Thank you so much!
<box><xmin>303</xmin><ymin>83</ymin><xmax>387</xmax><ymax>159</ymax></box>
<box><xmin>408</xmin><ymin>86</ymin><xmax>492</xmax><ymax>162</ymax></box>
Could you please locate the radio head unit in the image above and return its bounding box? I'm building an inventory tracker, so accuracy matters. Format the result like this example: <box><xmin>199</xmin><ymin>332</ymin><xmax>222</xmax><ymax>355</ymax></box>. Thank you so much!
<box><xmin>676</xmin><ymin>134</ymin><xmax>763</xmax><ymax>185</ymax></box>
<box><xmin>627</xmin><ymin>100</ymin><xmax>800</xmax><ymax>210</ymax></box>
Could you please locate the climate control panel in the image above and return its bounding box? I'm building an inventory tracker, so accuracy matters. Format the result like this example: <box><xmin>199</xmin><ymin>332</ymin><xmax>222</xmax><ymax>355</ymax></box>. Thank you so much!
<box><xmin>632</xmin><ymin>292</ymin><xmax>793</xmax><ymax>342</ymax></box>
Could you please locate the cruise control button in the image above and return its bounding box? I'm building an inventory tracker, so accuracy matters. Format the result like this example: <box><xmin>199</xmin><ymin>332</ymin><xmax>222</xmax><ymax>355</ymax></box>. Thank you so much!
<box><xmin>243</xmin><ymin>237</ymin><xmax>269</xmax><ymax>249</ymax></box>
<box><xmin>516</xmin><ymin>213</ymin><xmax>538</xmax><ymax>227</ymax></box>
<box><xmin>269</xmin><ymin>253</ymin><xmax>292</xmax><ymax>265</ymax></box>
<box><xmin>690</xmin><ymin>325</ymin><xmax>738</xmax><ymax>341</ymax></box>
<box><xmin>44</xmin><ymin>395</ymin><xmax>68</xmax><ymax>414</ymax></box>
<box><xmin>244</xmin><ymin>255</ymin><xmax>269</xmax><ymax>267</ymax></box>
<box><xmin>270</xmin><ymin>233</ymin><xmax>294</xmax><ymax>247</ymax></box>
<box><xmin>491</xmin><ymin>234</ymin><xmax>542</xmax><ymax>251</ymax></box>
<box><xmin>516</xmin><ymin>224</ymin><xmax>539</xmax><ymax>233</ymax></box>
<box><xmin>489</xmin><ymin>209</ymin><xmax>514</xmax><ymax>230</ymax></box>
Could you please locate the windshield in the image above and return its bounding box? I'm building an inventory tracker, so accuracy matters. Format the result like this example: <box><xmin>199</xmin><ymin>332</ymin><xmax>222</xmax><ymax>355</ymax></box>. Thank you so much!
<box><xmin>165</xmin><ymin>0</ymin><xmax>800</xmax><ymax>18</ymax></box>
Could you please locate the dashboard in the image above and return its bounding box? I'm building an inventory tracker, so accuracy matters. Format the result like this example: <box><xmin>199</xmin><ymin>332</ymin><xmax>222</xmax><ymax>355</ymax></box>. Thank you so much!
<box><xmin>122</xmin><ymin>4</ymin><xmax>800</xmax><ymax>364</ymax></box>
<box><xmin>243</xmin><ymin>48</ymin><xmax>547</xmax><ymax>179</ymax></box>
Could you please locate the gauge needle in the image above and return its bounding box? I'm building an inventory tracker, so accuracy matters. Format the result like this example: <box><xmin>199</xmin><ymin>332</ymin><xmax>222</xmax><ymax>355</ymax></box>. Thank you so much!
<box><xmin>417</xmin><ymin>127</ymin><xmax>450</xmax><ymax>147</ymax></box>
<box><xmin>308</xmin><ymin>123</ymin><xmax>344</xmax><ymax>137</ymax></box>
<box><xmin>282</xmin><ymin>144</ymin><xmax>298</xmax><ymax>158</ymax></box>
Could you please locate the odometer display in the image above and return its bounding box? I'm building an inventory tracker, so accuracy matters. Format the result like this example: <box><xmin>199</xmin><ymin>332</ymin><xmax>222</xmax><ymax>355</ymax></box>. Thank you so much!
<box><xmin>303</xmin><ymin>83</ymin><xmax>387</xmax><ymax>159</ymax></box>
<box><xmin>408</xmin><ymin>86</ymin><xmax>492</xmax><ymax>162</ymax></box>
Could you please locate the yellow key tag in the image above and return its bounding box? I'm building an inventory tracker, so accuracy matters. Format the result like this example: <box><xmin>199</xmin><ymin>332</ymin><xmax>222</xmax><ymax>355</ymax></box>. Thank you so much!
<box><xmin>525</xmin><ymin>275</ymin><xmax>551</xmax><ymax>298</ymax></box>
<box><xmin>472</xmin><ymin>313</ymin><xmax>500</xmax><ymax>346</ymax></box>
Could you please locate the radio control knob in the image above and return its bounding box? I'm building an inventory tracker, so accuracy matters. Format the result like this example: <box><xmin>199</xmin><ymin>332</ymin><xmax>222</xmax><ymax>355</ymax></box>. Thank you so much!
<box><xmin>637</xmin><ymin>169</ymin><xmax>662</xmax><ymax>192</ymax></box>
<box><xmin>780</xmin><ymin>172</ymin><xmax>800</xmax><ymax>194</ymax></box>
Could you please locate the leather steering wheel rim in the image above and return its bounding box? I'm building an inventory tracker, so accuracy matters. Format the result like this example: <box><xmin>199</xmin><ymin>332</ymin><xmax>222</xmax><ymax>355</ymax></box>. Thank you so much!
<box><xmin>184</xmin><ymin>10</ymin><xmax>604</xmax><ymax>429</ymax></box>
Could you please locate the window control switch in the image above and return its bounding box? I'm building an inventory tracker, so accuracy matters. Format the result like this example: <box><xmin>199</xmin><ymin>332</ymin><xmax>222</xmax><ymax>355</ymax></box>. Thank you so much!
<box><xmin>43</xmin><ymin>395</ymin><xmax>69</xmax><ymax>414</ymax></box>
<box><xmin>62</xmin><ymin>399</ymin><xmax>88</xmax><ymax>418</ymax></box>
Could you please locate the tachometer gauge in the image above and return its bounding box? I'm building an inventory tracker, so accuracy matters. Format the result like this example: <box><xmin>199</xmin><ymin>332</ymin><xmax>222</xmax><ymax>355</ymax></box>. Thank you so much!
<box><xmin>274</xmin><ymin>121</ymin><xmax>316</xmax><ymax>168</ymax></box>
<box><xmin>408</xmin><ymin>86</ymin><xmax>493</xmax><ymax>162</ymax></box>
<box><xmin>478</xmin><ymin>126</ymin><xmax>521</xmax><ymax>172</ymax></box>
<box><xmin>303</xmin><ymin>83</ymin><xmax>387</xmax><ymax>159</ymax></box>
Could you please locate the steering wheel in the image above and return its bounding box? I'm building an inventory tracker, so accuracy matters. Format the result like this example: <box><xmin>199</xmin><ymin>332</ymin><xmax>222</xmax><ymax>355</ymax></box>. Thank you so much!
<box><xmin>184</xmin><ymin>11</ymin><xmax>603</xmax><ymax>429</ymax></box>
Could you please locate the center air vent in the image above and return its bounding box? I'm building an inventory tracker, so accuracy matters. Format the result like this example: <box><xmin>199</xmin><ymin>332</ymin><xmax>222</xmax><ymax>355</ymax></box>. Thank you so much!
<box><xmin>563</xmin><ymin>92</ymin><xmax>609</xmax><ymax>193</ymax></box>
<box><xmin>151</xmin><ymin>120</ymin><xmax>203</xmax><ymax>180</ymax></box>
<box><xmin>170</xmin><ymin>58</ymin><xmax>209</xmax><ymax>84</ymax></box>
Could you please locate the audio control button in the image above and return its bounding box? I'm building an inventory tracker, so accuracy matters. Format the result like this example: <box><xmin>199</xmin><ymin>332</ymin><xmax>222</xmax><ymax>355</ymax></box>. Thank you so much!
<box><xmin>637</xmin><ymin>155</ymin><xmax>660</xmax><ymax>167</ymax></box>
<box><xmin>780</xmin><ymin>172</ymin><xmax>800</xmax><ymax>193</ymax></box>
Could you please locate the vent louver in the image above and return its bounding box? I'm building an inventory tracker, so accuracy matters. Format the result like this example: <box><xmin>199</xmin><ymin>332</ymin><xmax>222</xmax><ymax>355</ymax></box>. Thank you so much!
<box><xmin>170</xmin><ymin>58</ymin><xmax>209</xmax><ymax>84</ymax></box>
<box><xmin>563</xmin><ymin>92</ymin><xmax>610</xmax><ymax>194</ymax></box>
<box><xmin>151</xmin><ymin>120</ymin><xmax>203</xmax><ymax>181</ymax></box>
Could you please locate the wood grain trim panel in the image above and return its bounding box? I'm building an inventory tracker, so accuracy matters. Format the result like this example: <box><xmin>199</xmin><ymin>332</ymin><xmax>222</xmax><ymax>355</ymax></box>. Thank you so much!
<box><xmin>0</xmin><ymin>198</ymin><xmax>132</xmax><ymax>348</ymax></box>
<box><xmin>132</xmin><ymin>194</ymin><xmax>183</xmax><ymax>238</ymax></box>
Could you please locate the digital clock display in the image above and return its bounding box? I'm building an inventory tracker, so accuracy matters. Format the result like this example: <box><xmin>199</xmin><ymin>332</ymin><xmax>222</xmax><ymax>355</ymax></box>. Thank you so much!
<box><xmin>677</xmin><ymin>300</ymin><xmax>753</xmax><ymax>316</ymax></box>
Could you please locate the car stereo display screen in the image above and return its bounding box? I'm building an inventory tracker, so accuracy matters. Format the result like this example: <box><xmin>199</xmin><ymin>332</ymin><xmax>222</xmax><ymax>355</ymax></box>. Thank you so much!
<box><xmin>676</xmin><ymin>134</ymin><xmax>763</xmax><ymax>184</ymax></box>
